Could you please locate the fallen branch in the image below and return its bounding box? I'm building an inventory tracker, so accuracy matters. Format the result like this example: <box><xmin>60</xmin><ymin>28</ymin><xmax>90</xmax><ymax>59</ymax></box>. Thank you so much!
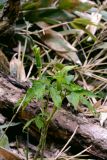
<box><xmin>0</xmin><ymin>72</ymin><xmax>106</xmax><ymax>159</ymax></box>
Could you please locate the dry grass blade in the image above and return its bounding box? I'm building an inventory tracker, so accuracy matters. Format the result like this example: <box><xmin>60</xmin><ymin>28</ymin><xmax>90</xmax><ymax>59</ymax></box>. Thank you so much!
<box><xmin>75</xmin><ymin>40</ymin><xmax>107</xmax><ymax>91</ymax></box>
<box><xmin>56</xmin><ymin>145</ymin><xmax>92</xmax><ymax>160</ymax></box>
<box><xmin>54</xmin><ymin>126</ymin><xmax>78</xmax><ymax>160</ymax></box>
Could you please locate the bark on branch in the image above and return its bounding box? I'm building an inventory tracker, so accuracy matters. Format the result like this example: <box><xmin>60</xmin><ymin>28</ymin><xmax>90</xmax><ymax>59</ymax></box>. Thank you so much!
<box><xmin>0</xmin><ymin>0</ymin><xmax>20</xmax><ymax>35</ymax></box>
<box><xmin>0</xmin><ymin>72</ymin><xmax>106</xmax><ymax>159</ymax></box>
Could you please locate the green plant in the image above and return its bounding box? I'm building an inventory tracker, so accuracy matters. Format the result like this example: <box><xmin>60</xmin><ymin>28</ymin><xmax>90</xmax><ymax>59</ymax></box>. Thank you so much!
<box><xmin>21</xmin><ymin>0</ymin><xmax>93</xmax><ymax>23</ymax></box>
<box><xmin>22</xmin><ymin>45</ymin><xmax>95</xmax><ymax>160</ymax></box>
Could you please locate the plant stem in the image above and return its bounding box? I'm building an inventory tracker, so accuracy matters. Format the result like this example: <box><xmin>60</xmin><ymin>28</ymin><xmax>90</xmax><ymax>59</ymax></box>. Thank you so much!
<box><xmin>34</xmin><ymin>106</ymin><xmax>57</xmax><ymax>160</ymax></box>
<box><xmin>34</xmin><ymin>122</ymin><xmax>48</xmax><ymax>160</ymax></box>
<box><xmin>46</xmin><ymin>106</ymin><xmax>57</xmax><ymax>123</ymax></box>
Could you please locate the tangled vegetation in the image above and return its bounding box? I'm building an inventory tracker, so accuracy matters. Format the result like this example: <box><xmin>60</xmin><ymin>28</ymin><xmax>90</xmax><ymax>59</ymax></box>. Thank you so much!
<box><xmin>0</xmin><ymin>0</ymin><xmax>107</xmax><ymax>159</ymax></box>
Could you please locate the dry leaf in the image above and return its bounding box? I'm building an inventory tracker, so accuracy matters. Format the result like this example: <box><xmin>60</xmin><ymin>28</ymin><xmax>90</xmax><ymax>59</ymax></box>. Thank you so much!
<box><xmin>10</xmin><ymin>55</ymin><xmax>26</xmax><ymax>82</ymax></box>
<box><xmin>86</xmin><ymin>12</ymin><xmax>102</xmax><ymax>41</ymax></box>
<box><xmin>36</xmin><ymin>22</ymin><xmax>81</xmax><ymax>65</ymax></box>
<box><xmin>94</xmin><ymin>100</ymin><xmax>101</xmax><ymax>109</ymax></box>
<box><xmin>99</xmin><ymin>112</ymin><xmax>107</xmax><ymax>126</ymax></box>
<box><xmin>0</xmin><ymin>50</ymin><xmax>9</xmax><ymax>74</ymax></box>
<box><xmin>0</xmin><ymin>114</ymin><xmax>6</xmax><ymax>124</ymax></box>
<box><xmin>0</xmin><ymin>147</ymin><xmax>22</xmax><ymax>160</ymax></box>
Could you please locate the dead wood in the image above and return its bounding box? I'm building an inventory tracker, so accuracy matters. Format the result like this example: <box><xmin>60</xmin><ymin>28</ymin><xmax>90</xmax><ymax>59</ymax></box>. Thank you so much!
<box><xmin>0</xmin><ymin>72</ymin><xmax>107</xmax><ymax>159</ymax></box>
<box><xmin>0</xmin><ymin>0</ymin><xmax>20</xmax><ymax>36</ymax></box>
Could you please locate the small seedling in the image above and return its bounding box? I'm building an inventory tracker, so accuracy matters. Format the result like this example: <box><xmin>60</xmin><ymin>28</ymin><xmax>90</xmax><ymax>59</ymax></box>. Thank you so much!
<box><xmin>22</xmin><ymin>45</ymin><xmax>96</xmax><ymax>160</ymax></box>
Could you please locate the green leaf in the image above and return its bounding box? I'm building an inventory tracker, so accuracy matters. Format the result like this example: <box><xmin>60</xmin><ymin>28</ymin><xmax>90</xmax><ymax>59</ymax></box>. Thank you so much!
<box><xmin>66</xmin><ymin>92</ymin><xmax>80</xmax><ymax>110</ymax></box>
<box><xmin>0</xmin><ymin>130</ymin><xmax>10</xmax><ymax>149</ymax></box>
<box><xmin>23</xmin><ymin>7</ymin><xmax>62</xmax><ymax>22</ymax></box>
<box><xmin>35</xmin><ymin>115</ymin><xmax>44</xmax><ymax>130</ymax></box>
<box><xmin>54</xmin><ymin>65</ymin><xmax>76</xmax><ymax>88</ymax></box>
<box><xmin>32</xmin><ymin>79</ymin><xmax>48</xmax><ymax>98</ymax></box>
<box><xmin>50</xmin><ymin>87</ymin><xmax>62</xmax><ymax>108</ymax></box>
<box><xmin>55</xmin><ymin>63</ymin><xmax>65</xmax><ymax>70</ymax></box>
<box><xmin>40</xmin><ymin>0</ymin><xmax>52</xmax><ymax>7</ymax></box>
<box><xmin>59</xmin><ymin>0</ymin><xmax>80</xmax><ymax>10</ymax></box>
<box><xmin>54</xmin><ymin>72</ymin><xmax>66</xmax><ymax>89</ymax></box>
<box><xmin>70</xmin><ymin>83</ymin><xmax>83</xmax><ymax>91</ymax></box>
<box><xmin>22</xmin><ymin>1</ymin><xmax>39</xmax><ymax>10</ymax></box>
<box><xmin>61</xmin><ymin>65</ymin><xmax>76</xmax><ymax>74</ymax></box>
<box><xmin>33</xmin><ymin>80</ymin><xmax>46</xmax><ymax>99</ymax></box>
<box><xmin>22</xmin><ymin>78</ymin><xmax>49</xmax><ymax>109</ymax></box>
<box><xmin>72</xmin><ymin>18</ymin><xmax>95</xmax><ymax>26</ymax></box>
<box><xmin>80</xmin><ymin>97</ymin><xmax>96</xmax><ymax>114</ymax></box>
<box><xmin>71</xmin><ymin>19</ymin><xmax>97</xmax><ymax>41</ymax></box>
<box><xmin>65</xmin><ymin>75</ymin><xmax>74</xmax><ymax>84</ymax></box>
<box><xmin>22</xmin><ymin>87</ymin><xmax>36</xmax><ymax>108</ymax></box>
<box><xmin>54</xmin><ymin>71</ymin><xmax>65</xmax><ymax>83</ymax></box>
<box><xmin>0</xmin><ymin>3</ymin><xmax>3</xmax><ymax>10</ymax></box>
<box><xmin>23</xmin><ymin>118</ymin><xmax>35</xmax><ymax>130</ymax></box>
<box><xmin>62</xmin><ymin>83</ymin><xmax>83</xmax><ymax>93</ymax></box>
<box><xmin>75</xmin><ymin>2</ymin><xmax>92</xmax><ymax>11</ymax></box>
<box><xmin>32</xmin><ymin>45</ymin><xmax>42</xmax><ymax>69</ymax></box>
<box><xmin>22</xmin><ymin>0</ymin><xmax>52</xmax><ymax>10</ymax></box>
<box><xmin>66</xmin><ymin>84</ymin><xmax>96</xmax><ymax>96</ymax></box>
<box><xmin>59</xmin><ymin>0</ymin><xmax>92</xmax><ymax>11</ymax></box>
<box><xmin>79</xmin><ymin>90</ymin><xmax>96</xmax><ymax>97</ymax></box>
